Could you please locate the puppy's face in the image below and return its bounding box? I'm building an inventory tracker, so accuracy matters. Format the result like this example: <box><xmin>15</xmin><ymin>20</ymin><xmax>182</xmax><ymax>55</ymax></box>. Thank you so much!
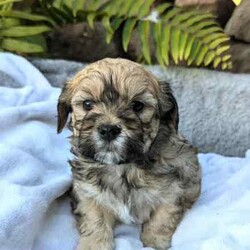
<box><xmin>57</xmin><ymin>58</ymin><xmax>178</xmax><ymax>165</ymax></box>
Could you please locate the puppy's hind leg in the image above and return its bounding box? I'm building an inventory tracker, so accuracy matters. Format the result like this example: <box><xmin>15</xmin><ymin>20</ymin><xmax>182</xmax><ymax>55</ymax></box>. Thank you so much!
<box><xmin>74</xmin><ymin>197</ymin><xmax>115</xmax><ymax>250</ymax></box>
<box><xmin>140</xmin><ymin>204</ymin><xmax>183</xmax><ymax>250</ymax></box>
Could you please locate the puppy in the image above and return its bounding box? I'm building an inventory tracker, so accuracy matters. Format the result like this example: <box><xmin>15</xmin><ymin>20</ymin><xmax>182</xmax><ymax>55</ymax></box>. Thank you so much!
<box><xmin>57</xmin><ymin>58</ymin><xmax>201</xmax><ymax>250</ymax></box>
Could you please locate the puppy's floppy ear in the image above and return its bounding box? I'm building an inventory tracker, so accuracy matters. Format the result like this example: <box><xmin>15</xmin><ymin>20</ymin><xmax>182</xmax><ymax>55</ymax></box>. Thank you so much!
<box><xmin>158</xmin><ymin>81</ymin><xmax>179</xmax><ymax>131</ymax></box>
<box><xmin>57</xmin><ymin>84</ymin><xmax>72</xmax><ymax>133</ymax></box>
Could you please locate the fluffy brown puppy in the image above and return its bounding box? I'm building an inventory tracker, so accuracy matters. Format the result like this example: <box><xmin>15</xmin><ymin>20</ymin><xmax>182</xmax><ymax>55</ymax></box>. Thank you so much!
<box><xmin>57</xmin><ymin>58</ymin><xmax>201</xmax><ymax>250</ymax></box>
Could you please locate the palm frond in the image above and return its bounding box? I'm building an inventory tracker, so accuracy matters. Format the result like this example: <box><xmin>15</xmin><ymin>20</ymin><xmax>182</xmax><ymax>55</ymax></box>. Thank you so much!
<box><xmin>1</xmin><ymin>35</ymin><xmax>47</xmax><ymax>53</ymax></box>
<box><xmin>0</xmin><ymin>1</ymin><xmax>52</xmax><ymax>54</ymax></box>
<box><xmin>70</xmin><ymin>0</ymin><xmax>231</xmax><ymax>69</ymax></box>
<box><xmin>0</xmin><ymin>0</ymin><xmax>232</xmax><ymax>69</ymax></box>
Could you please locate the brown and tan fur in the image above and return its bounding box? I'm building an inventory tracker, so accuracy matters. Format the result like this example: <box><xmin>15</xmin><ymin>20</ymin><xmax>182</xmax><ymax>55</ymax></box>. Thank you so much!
<box><xmin>57</xmin><ymin>58</ymin><xmax>201</xmax><ymax>250</ymax></box>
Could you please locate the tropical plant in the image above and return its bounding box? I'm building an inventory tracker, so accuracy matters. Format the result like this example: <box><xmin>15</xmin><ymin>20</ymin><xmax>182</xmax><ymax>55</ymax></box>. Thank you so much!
<box><xmin>0</xmin><ymin>0</ymin><xmax>232</xmax><ymax>69</ymax></box>
<box><xmin>0</xmin><ymin>0</ymin><xmax>54</xmax><ymax>53</ymax></box>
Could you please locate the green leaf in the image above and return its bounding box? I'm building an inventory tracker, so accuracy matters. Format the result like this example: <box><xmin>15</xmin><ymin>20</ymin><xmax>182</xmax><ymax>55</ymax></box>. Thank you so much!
<box><xmin>24</xmin><ymin>34</ymin><xmax>47</xmax><ymax>50</ymax></box>
<box><xmin>195</xmin><ymin>46</ymin><xmax>209</xmax><ymax>66</ymax></box>
<box><xmin>128</xmin><ymin>0</ymin><xmax>144</xmax><ymax>17</ymax></box>
<box><xmin>102</xmin><ymin>15</ymin><xmax>114</xmax><ymax>43</ymax></box>
<box><xmin>197</xmin><ymin>26</ymin><xmax>223</xmax><ymax>38</ymax></box>
<box><xmin>222</xmin><ymin>62</ymin><xmax>228</xmax><ymax>70</ymax></box>
<box><xmin>0</xmin><ymin>25</ymin><xmax>51</xmax><ymax>37</ymax></box>
<box><xmin>84</xmin><ymin>0</ymin><xmax>102</xmax><ymax>11</ymax></box>
<box><xmin>0</xmin><ymin>17</ymin><xmax>20</xmax><ymax>28</ymax></box>
<box><xmin>49</xmin><ymin>6</ymin><xmax>74</xmax><ymax>24</ymax></box>
<box><xmin>152</xmin><ymin>22</ymin><xmax>164</xmax><ymax>66</ymax></box>
<box><xmin>187</xmin><ymin>40</ymin><xmax>202</xmax><ymax>65</ymax></box>
<box><xmin>87</xmin><ymin>12</ymin><xmax>96</xmax><ymax>29</ymax></box>
<box><xmin>216</xmin><ymin>45</ymin><xmax>230</xmax><ymax>56</ymax></box>
<box><xmin>52</xmin><ymin>0</ymin><xmax>65</xmax><ymax>9</ymax></box>
<box><xmin>0</xmin><ymin>0</ymin><xmax>20</xmax><ymax>11</ymax></box>
<box><xmin>117</xmin><ymin>0</ymin><xmax>134</xmax><ymax>17</ymax></box>
<box><xmin>171</xmin><ymin>28</ymin><xmax>180</xmax><ymax>64</ymax></box>
<box><xmin>106</xmin><ymin>31</ymin><xmax>114</xmax><ymax>44</ymax></box>
<box><xmin>227</xmin><ymin>61</ymin><xmax>232</xmax><ymax>69</ymax></box>
<box><xmin>38</xmin><ymin>0</ymin><xmax>60</xmax><ymax>24</ymax></box>
<box><xmin>213</xmin><ymin>57</ymin><xmax>221</xmax><ymax>68</ymax></box>
<box><xmin>138</xmin><ymin>0</ymin><xmax>155</xmax><ymax>18</ymax></box>
<box><xmin>72</xmin><ymin>0</ymin><xmax>78</xmax><ymax>16</ymax></box>
<box><xmin>138</xmin><ymin>20</ymin><xmax>151</xmax><ymax>64</ymax></box>
<box><xmin>72</xmin><ymin>0</ymin><xmax>86</xmax><ymax>16</ymax></box>
<box><xmin>171</xmin><ymin>11</ymin><xmax>196</xmax><ymax>26</ymax></box>
<box><xmin>222</xmin><ymin>55</ymin><xmax>231</xmax><ymax>62</ymax></box>
<box><xmin>42</xmin><ymin>7</ymin><xmax>65</xmax><ymax>25</ymax></box>
<box><xmin>111</xmin><ymin>17</ymin><xmax>123</xmax><ymax>31</ymax></box>
<box><xmin>202</xmin><ymin>33</ymin><xmax>226</xmax><ymax>44</ymax></box>
<box><xmin>209</xmin><ymin>37</ymin><xmax>229</xmax><ymax>49</ymax></box>
<box><xmin>105</xmin><ymin>0</ymin><xmax>125</xmax><ymax>16</ymax></box>
<box><xmin>0</xmin><ymin>0</ymin><xmax>21</xmax><ymax>6</ymax></box>
<box><xmin>60</xmin><ymin>3</ymin><xmax>75</xmax><ymax>22</ymax></box>
<box><xmin>184</xmin><ymin>36</ymin><xmax>195</xmax><ymax>60</ymax></box>
<box><xmin>161</xmin><ymin>25</ymin><xmax>170</xmax><ymax>65</ymax></box>
<box><xmin>162</xmin><ymin>8</ymin><xmax>182</xmax><ymax>23</ymax></box>
<box><xmin>182</xmin><ymin>13</ymin><xmax>214</xmax><ymax>28</ymax></box>
<box><xmin>99</xmin><ymin>0</ymin><xmax>117</xmax><ymax>16</ymax></box>
<box><xmin>191</xmin><ymin>20</ymin><xmax>218</xmax><ymax>33</ymax></box>
<box><xmin>179</xmin><ymin>31</ymin><xmax>188</xmax><ymax>61</ymax></box>
<box><xmin>155</xmin><ymin>3</ymin><xmax>172</xmax><ymax>15</ymax></box>
<box><xmin>0</xmin><ymin>10</ymin><xmax>56</xmax><ymax>26</ymax></box>
<box><xmin>44</xmin><ymin>1</ymin><xmax>74</xmax><ymax>23</ymax></box>
<box><xmin>102</xmin><ymin>15</ymin><xmax>113</xmax><ymax>34</ymax></box>
<box><xmin>1</xmin><ymin>36</ymin><xmax>46</xmax><ymax>53</ymax></box>
<box><xmin>122</xmin><ymin>18</ymin><xmax>137</xmax><ymax>52</ymax></box>
<box><xmin>204</xmin><ymin>51</ymin><xmax>215</xmax><ymax>66</ymax></box>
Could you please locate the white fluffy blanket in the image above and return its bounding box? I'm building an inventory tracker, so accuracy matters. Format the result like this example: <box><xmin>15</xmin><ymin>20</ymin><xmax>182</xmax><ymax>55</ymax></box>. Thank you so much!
<box><xmin>0</xmin><ymin>53</ymin><xmax>249</xmax><ymax>250</ymax></box>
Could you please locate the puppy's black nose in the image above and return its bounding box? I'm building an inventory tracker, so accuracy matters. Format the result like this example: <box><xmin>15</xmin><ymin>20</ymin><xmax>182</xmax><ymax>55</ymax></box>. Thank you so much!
<box><xmin>98</xmin><ymin>124</ymin><xmax>121</xmax><ymax>141</ymax></box>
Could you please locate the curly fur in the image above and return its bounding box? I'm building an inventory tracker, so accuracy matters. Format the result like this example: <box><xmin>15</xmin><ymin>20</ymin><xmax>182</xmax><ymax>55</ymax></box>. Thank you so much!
<box><xmin>57</xmin><ymin>58</ymin><xmax>201</xmax><ymax>250</ymax></box>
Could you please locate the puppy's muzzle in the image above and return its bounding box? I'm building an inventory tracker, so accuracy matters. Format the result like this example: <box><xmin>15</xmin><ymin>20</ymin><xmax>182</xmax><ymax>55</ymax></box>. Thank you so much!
<box><xmin>98</xmin><ymin>124</ymin><xmax>122</xmax><ymax>142</ymax></box>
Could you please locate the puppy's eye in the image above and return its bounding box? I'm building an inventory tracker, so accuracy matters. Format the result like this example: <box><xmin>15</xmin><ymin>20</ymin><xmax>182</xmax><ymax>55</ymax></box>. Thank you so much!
<box><xmin>132</xmin><ymin>101</ymin><xmax>144</xmax><ymax>112</ymax></box>
<box><xmin>83</xmin><ymin>100</ymin><xmax>93</xmax><ymax>111</ymax></box>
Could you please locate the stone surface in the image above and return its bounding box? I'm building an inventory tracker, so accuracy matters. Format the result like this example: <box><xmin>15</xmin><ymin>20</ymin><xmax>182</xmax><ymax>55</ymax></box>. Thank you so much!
<box><xmin>225</xmin><ymin>0</ymin><xmax>250</xmax><ymax>43</ymax></box>
<box><xmin>230</xmin><ymin>41</ymin><xmax>250</xmax><ymax>73</ymax></box>
<box><xmin>46</xmin><ymin>22</ymin><xmax>125</xmax><ymax>62</ymax></box>
<box><xmin>45</xmin><ymin>21</ymin><xmax>159</xmax><ymax>65</ymax></box>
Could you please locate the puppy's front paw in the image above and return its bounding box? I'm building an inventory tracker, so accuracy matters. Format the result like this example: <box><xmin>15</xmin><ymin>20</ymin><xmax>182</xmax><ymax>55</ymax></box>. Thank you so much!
<box><xmin>141</xmin><ymin>228</ymin><xmax>171</xmax><ymax>250</ymax></box>
<box><xmin>77</xmin><ymin>236</ymin><xmax>114</xmax><ymax>250</ymax></box>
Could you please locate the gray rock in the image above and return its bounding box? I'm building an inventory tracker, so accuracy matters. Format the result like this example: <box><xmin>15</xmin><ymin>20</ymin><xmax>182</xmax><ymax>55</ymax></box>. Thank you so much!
<box><xmin>230</xmin><ymin>41</ymin><xmax>250</xmax><ymax>73</ymax></box>
<box><xmin>46</xmin><ymin>22</ymin><xmax>125</xmax><ymax>62</ymax></box>
<box><xmin>225</xmin><ymin>0</ymin><xmax>250</xmax><ymax>43</ymax></box>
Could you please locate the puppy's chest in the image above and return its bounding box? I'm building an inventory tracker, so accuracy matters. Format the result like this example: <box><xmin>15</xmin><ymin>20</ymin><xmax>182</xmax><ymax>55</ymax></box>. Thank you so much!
<box><xmin>77</xmin><ymin>167</ymin><xmax>164</xmax><ymax>224</ymax></box>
